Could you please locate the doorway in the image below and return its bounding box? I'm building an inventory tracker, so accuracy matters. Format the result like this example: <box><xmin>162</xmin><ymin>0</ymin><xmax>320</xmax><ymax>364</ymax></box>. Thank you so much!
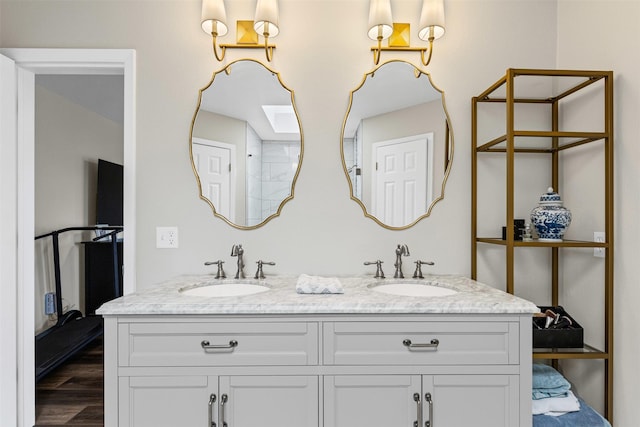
<box><xmin>0</xmin><ymin>48</ymin><xmax>136</xmax><ymax>427</ymax></box>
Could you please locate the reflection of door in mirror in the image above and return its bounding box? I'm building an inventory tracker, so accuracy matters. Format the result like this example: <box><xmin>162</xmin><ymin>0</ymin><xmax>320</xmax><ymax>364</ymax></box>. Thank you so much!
<box><xmin>371</xmin><ymin>133</ymin><xmax>433</xmax><ymax>227</ymax></box>
<box><xmin>192</xmin><ymin>137</ymin><xmax>236</xmax><ymax>220</ymax></box>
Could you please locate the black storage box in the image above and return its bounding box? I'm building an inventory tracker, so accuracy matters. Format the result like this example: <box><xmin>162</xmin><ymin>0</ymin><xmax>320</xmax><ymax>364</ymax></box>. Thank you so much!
<box><xmin>533</xmin><ymin>306</ymin><xmax>584</xmax><ymax>348</ymax></box>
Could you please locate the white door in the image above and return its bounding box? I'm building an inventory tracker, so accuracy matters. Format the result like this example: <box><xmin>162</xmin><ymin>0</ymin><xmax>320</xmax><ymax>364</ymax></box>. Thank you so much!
<box><xmin>423</xmin><ymin>375</ymin><xmax>519</xmax><ymax>427</ymax></box>
<box><xmin>324</xmin><ymin>375</ymin><xmax>421</xmax><ymax>427</ymax></box>
<box><xmin>0</xmin><ymin>52</ymin><xmax>21</xmax><ymax>427</ymax></box>
<box><xmin>220</xmin><ymin>375</ymin><xmax>318</xmax><ymax>427</ymax></box>
<box><xmin>372</xmin><ymin>133</ymin><xmax>432</xmax><ymax>227</ymax></box>
<box><xmin>192</xmin><ymin>138</ymin><xmax>235</xmax><ymax>220</ymax></box>
<box><xmin>119</xmin><ymin>375</ymin><xmax>218</xmax><ymax>427</ymax></box>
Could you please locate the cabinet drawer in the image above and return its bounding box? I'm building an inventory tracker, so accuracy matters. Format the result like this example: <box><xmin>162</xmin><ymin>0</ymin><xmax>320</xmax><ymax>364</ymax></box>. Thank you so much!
<box><xmin>120</xmin><ymin>322</ymin><xmax>318</xmax><ymax>367</ymax></box>
<box><xmin>323</xmin><ymin>321</ymin><xmax>519</xmax><ymax>365</ymax></box>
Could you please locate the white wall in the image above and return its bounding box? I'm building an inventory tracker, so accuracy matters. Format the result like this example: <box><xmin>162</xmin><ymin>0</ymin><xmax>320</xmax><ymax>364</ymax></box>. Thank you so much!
<box><xmin>555</xmin><ymin>1</ymin><xmax>640</xmax><ymax>425</ymax></box>
<box><xmin>34</xmin><ymin>82</ymin><xmax>123</xmax><ymax>333</ymax></box>
<box><xmin>2</xmin><ymin>0</ymin><xmax>637</xmax><ymax>423</ymax></box>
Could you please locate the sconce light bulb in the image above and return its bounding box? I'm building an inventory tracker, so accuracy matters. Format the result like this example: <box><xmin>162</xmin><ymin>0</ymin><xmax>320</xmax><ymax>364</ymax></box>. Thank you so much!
<box><xmin>418</xmin><ymin>0</ymin><xmax>445</xmax><ymax>41</ymax></box>
<box><xmin>201</xmin><ymin>0</ymin><xmax>228</xmax><ymax>36</ymax></box>
<box><xmin>367</xmin><ymin>0</ymin><xmax>393</xmax><ymax>40</ymax></box>
<box><xmin>254</xmin><ymin>0</ymin><xmax>280</xmax><ymax>38</ymax></box>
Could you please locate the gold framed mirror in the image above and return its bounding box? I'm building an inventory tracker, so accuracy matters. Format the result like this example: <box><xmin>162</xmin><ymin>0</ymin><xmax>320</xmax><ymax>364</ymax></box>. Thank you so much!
<box><xmin>341</xmin><ymin>60</ymin><xmax>453</xmax><ymax>229</ymax></box>
<box><xmin>190</xmin><ymin>59</ymin><xmax>303</xmax><ymax>229</ymax></box>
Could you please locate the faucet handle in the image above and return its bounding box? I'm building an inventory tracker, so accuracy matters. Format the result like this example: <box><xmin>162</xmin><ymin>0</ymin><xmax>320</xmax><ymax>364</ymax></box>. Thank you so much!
<box><xmin>412</xmin><ymin>260</ymin><xmax>435</xmax><ymax>279</ymax></box>
<box><xmin>231</xmin><ymin>243</ymin><xmax>243</xmax><ymax>256</ymax></box>
<box><xmin>254</xmin><ymin>260</ymin><xmax>275</xmax><ymax>279</ymax></box>
<box><xmin>204</xmin><ymin>260</ymin><xmax>226</xmax><ymax>279</ymax></box>
<box><xmin>364</xmin><ymin>260</ymin><xmax>385</xmax><ymax>279</ymax></box>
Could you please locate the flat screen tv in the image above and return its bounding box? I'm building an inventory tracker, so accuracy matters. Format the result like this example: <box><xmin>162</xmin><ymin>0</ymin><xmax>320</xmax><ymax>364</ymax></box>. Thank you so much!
<box><xmin>96</xmin><ymin>159</ymin><xmax>123</xmax><ymax>226</ymax></box>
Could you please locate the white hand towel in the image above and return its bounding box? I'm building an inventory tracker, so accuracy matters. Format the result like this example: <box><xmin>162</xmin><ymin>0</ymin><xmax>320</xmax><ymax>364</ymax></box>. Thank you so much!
<box><xmin>296</xmin><ymin>274</ymin><xmax>344</xmax><ymax>294</ymax></box>
<box><xmin>532</xmin><ymin>390</ymin><xmax>580</xmax><ymax>416</ymax></box>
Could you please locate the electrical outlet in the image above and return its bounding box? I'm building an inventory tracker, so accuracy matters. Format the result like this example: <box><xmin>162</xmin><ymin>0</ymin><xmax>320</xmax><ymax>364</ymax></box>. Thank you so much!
<box><xmin>44</xmin><ymin>292</ymin><xmax>56</xmax><ymax>315</ymax></box>
<box><xmin>593</xmin><ymin>231</ymin><xmax>605</xmax><ymax>258</ymax></box>
<box><xmin>156</xmin><ymin>226</ymin><xmax>179</xmax><ymax>248</ymax></box>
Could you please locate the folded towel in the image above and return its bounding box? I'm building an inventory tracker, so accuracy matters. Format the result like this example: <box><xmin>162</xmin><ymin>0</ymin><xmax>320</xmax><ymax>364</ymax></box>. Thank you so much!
<box><xmin>296</xmin><ymin>274</ymin><xmax>344</xmax><ymax>294</ymax></box>
<box><xmin>532</xmin><ymin>363</ymin><xmax>572</xmax><ymax>399</ymax></box>
<box><xmin>533</xmin><ymin>397</ymin><xmax>611</xmax><ymax>427</ymax></box>
<box><xmin>532</xmin><ymin>391</ymin><xmax>580</xmax><ymax>416</ymax></box>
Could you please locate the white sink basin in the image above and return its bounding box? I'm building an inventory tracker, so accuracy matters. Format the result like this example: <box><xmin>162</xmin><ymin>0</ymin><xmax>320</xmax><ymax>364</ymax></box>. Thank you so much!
<box><xmin>370</xmin><ymin>282</ymin><xmax>458</xmax><ymax>297</ymax></box>
<box><xmin>181</xmin><ymin>282</ymin><xmax>270</xmax><ymax>297</ymax></box>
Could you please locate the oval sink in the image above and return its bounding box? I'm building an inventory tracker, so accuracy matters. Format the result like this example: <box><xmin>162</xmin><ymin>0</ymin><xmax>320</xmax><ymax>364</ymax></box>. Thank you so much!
<box><xmin>370</xmin><ymin>282</ymin><xmax>458</xmax><ymax>297</ymax></box>
<box><xmin>181</xmin><ymin>283</ymin><xmax>270</xmax><ymax>297</ymax></box>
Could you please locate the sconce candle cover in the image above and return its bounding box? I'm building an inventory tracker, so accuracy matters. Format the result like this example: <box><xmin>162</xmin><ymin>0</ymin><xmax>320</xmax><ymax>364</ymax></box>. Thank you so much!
<box><xmin>201</xmin><ymin>0</ymin><xmax>228</xmax><ymax>36</ymax></box>
<box><xmin>418</xmin><ymin>0</ymin><xmax>445</xmax><ymax>40</ymax></box>
<box><xmin>368</xmin><ymin>0</ymin><xmax>393</xmax><ymax>40</ymax></box>
<box><xmin>254</xmin><ymin>0</ymin><xmax>280</xmax><ymax>37</ymax></box>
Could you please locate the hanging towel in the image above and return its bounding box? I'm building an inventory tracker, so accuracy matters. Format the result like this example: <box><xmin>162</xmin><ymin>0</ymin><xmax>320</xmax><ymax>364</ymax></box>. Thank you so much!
<box><xmin>296</xmin><ymin>274</ymin><xmax>344</xmax><ymax>294</ymax></box>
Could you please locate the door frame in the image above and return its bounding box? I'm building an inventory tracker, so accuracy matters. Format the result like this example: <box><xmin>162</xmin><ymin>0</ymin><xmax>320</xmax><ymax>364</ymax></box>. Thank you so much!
<box><xmin>0</xmin><ymin>48</ymin><xmax>136</xmax><ymax>426</ymax></box>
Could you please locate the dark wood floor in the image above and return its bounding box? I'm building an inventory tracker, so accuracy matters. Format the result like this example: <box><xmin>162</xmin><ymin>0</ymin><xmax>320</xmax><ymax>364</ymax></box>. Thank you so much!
<box><xmin>35</xmin><ymin>337</ymin><xmax>104</xmax><ymax>426</ymax></box>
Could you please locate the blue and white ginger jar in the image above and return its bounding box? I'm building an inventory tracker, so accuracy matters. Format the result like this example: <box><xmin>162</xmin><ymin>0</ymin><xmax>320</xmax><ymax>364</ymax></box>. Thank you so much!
<box><xmin>531</xmin><ymin>187</ymin><xmax>572</xmax><ymax>242</ymax></box>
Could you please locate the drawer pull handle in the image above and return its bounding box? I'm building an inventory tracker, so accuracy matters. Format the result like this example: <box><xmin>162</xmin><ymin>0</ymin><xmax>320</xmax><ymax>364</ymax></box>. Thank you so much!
<box><xmin>413</xmin><ymin>393</ymin><xmax>422</xmax><ymax>427</ymax></box>
<box><xmin>208</xmin><ymin>393</ymin><xmax>217</xmax><ymax>427</ymax></box>
<box><xmin>403</xmin><ymin>338</ymin><xmax>439</xmax><ymax>350</ymax></box>
<box><xmin>425</xmin><ymin>392</ymin><xmax>433</xmax><ymax>427</ymax></box>
<box><xmin>221</xmin><ymin>394</ymin><xmax>229</xmax><ymax>427</ymax></box>
<box><xmin>201</xmin><ymin>340</ymin><xmax>238</xmax><ymax>351</ymax></box>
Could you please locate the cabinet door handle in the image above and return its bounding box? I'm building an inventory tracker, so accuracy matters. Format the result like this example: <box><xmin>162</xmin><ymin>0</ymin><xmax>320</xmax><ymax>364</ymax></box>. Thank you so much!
<box><xmin>208</xmin><ymin>393</ymin><xmax>217</xmax><ymax>427</ymax></box>
<box><xmin>425</xmin><ymin>392</ymin><xmax>433</xmax><ymax>427</ymax></box>
<box><xmin>220</xmin><ymin>393</ymin><xmax>229</xmax><ymax>427</ymax></box>
<box><xmin>403</xmin><ymin>339</ymin><xmax>439</xmax><ymax>350</ymax></box>
<box><xmin>201</xmin><ymin>340</ymin><xmax>238</xmax><ymax>351</ymax></box>
<box><xmin>413</xmin><ymin>393</ymin><xmax>422</xmax><ymax>427</ymax></box>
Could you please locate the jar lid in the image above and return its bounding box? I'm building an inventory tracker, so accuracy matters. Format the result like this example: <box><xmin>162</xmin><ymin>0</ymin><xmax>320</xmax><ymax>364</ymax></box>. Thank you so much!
<box><xmin>539</xmin><ymin>187</ymin><xmax>563</xmax><ymax>205</ymax></box>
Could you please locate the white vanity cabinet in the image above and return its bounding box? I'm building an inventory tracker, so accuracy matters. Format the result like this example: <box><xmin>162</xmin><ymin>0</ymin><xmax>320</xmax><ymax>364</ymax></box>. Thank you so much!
<box><xmin>118</xmin><ymin>374</ymin><xmax>318</xmax><ymax>427</ymax></box>
<box><xmin>104</xmin><ymin>314</ymin><xmax>532</xmax><ymax>427</ymax></box>
<box><xmin>323</xmin><ymin>320</ymin><xmax>523</xmax><ymax>427</ymax></box>
<box><xmin>325</xmin><ymin>374</ymin><xmax>519</xmax><ymax>427</ymax></box>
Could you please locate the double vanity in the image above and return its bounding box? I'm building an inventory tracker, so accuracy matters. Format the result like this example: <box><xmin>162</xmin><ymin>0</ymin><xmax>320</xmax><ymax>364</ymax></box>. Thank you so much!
<box><xmin>98</xmin><ymin>275</ymin><xmax>538</xmax><ymax>427</ymax></box>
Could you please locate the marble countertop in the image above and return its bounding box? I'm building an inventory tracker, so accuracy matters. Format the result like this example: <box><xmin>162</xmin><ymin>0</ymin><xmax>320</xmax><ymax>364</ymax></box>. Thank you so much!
<box><xmin>97</xmin><ymin>274</ymin><xmax>539</xmax><ymax>316</ymax></box>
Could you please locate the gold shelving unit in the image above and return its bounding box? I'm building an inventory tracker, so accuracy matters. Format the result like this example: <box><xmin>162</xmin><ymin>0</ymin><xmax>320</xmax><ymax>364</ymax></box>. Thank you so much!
<box><xmin>471</xmin><ymin>69</ymin><xmax>614</xmax><ymax>423</ymax></box>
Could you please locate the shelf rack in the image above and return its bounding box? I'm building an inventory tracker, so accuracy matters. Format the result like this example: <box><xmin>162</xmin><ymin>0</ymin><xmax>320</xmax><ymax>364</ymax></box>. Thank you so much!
<box><xmin>471</xmin><ymin>69</ymin><xmax>614</xmax><ymax>422</ymax></box>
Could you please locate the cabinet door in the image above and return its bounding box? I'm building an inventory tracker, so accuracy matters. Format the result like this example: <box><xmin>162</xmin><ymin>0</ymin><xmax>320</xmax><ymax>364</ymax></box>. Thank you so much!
<box><xmin>423</xmin><ymin>375</ymin><xmax>520</xmax><ymax>427</ymax></box>
<box><xmin>119</xmin><ymin>375</ymin><xmax>217</xmax><ymax>427</ymax></box>
<box><xmin>324</xmin><ymin>375</ymin><xmax>421</xmax><ymax>427</ymax></box>
<box><xmin>219</xmin><ymin>375</ymin><xmax>318</xmax><ymax>427</ymax></box>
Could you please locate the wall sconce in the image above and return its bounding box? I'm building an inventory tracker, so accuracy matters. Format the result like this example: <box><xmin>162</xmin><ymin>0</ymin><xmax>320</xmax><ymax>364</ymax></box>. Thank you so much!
<box><xmin>201</xmin><ymin>0</ymin><xmax>229</xmax><ymax>61</ymax></box>
<box><xmin>254</xmin><ymin>0</ymin><xmax>279</xmax><ymax>61</ymax></box>
<box><xmin>201</xmin><ymin>0</ymin><xmax>279</xmax><ymax>62</ymax></box>
<box><xmin>368</xmin><ymin>0</ymin><xmax>446</xmax><ymax>66</ymax></box>
<box><xmin>368</xmin><ymin>0</ymin><xmax>393</xmax><ymax>65</ymax></box>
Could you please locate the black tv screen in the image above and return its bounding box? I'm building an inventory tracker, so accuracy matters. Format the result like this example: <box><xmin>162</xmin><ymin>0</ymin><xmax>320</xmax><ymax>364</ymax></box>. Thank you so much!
<box><xmin>96</xmin><ymin>159</ymin><xmax>123</xmax><ymax>226</ymax></box>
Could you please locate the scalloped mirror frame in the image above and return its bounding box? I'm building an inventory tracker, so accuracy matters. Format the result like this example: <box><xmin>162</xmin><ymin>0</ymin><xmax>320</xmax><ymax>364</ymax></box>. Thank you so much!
<box><xmin>340</xmin><ymin>59</ymin><xmax>453</xmax><ymax>230</ymax></box>
<box><xmin>189</xmin><ymin>58</ymin><xmax>304</xmax><ymax>229</ymax></box>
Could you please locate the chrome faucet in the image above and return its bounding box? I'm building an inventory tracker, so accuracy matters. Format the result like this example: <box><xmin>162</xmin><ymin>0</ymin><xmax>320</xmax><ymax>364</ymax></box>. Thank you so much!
<box><xmin>393</xmin><ymin>244</ymin><xmax>410</xmax><ymax>279</ymax></box>
<box><xmin>254</xmin><ymin>260</ymin><xmax>275</xmax><ymax>279</ymax></box>
<box><xmin>230</xmin><ymin>244</ymin><xmax>245</xmax><ymax>279</ymax></box>
<box><xmin>413</xmin><ymin>260</ymin><xmax>435</xmax><ymax>279</ymax></box>
<box><xmin>204</xmin><ymin>260</ymin><xmax>226</xmax><ymax>279</ymax></box>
